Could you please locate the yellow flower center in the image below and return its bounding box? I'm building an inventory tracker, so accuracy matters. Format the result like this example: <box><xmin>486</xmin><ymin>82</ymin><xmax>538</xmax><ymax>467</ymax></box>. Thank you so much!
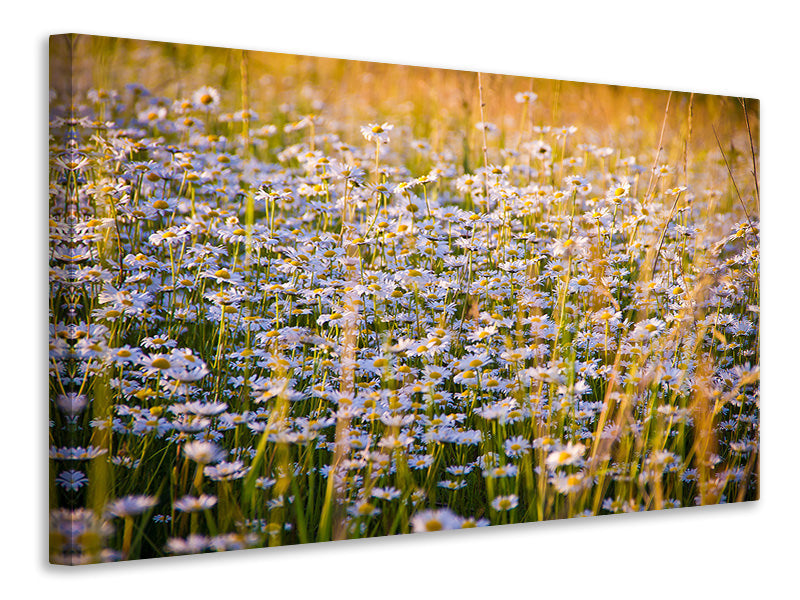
<box><xmin>425</xmin><ymin>519</ymin><xmax>442</xmax><ymax>531</ymax></box>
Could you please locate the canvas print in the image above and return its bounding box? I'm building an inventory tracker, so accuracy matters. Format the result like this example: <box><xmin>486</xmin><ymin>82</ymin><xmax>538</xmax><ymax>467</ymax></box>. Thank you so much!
<box><xmin>49</xmin><ymin>34</ymin><xmax>760</xmax><ymax>564</ymax></box>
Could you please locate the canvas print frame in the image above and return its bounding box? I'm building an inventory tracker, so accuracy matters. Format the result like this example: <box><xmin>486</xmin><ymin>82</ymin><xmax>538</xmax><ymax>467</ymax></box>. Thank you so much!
<box><xmin>48</xmin><ymin>33</ymin><xmax>760</xmax><ymax>564</ymax></box>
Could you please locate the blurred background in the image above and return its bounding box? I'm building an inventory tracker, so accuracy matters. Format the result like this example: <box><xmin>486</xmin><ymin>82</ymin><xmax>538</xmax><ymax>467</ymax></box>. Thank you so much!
<box><xmin>50</xmin><ymin>34</ymin><xmax>759</xmax><ymax>208</ymax></box>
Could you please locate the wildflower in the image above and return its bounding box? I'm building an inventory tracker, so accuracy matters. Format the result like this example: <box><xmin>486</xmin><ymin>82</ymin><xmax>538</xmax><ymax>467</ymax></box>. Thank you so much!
<box><xmin>607</xmin><ymin>179</ymin><xmax>631</xmax><ymax>200</ymax></box>
<box><xmin>484</xmin><ymin>464</ymin><xmax>518</xmax><ymax>478</ymax></box>
<box><xmin>348</xmin><ymin>500</ymin><xmax>381</xmax><ymax>518</ymax></box>
<box><xmin>461</xmin><ymin>517</ymin><xmax>490</xmax><ymax>528</ymax></box>
<box><xmin>409</xmin><ymin>454</ymin><xmax>435</xmax><ymax>470</ymax></box>
<box><xmin>371</xmin><ymin>487</ymin><xmax>402</xmax><ymax>501</ymax></box>
<box><xmin>438</xmin><ymin>479</ymin><xmax>467</xmax><ymax>490</ymax></box>
<box><xmin>192</xmin><ymin>86</ymin><xmax>220</xmax><ymax>110</ymax></box>
<box><xmin>183</xmin><ymin>441</ymin><xmax>226</xmax><ymax>464</ymax></box>
<box><xmin>204</xmin><ymin>461</ymin><xmax>248</xmax><ymax>481</ymax></box>
<box><xmin>56</xmin><ymin>470</ymin><xmax>89</xmax><ymax>491</ymax></box>
<box><xmin>174</xmin><ymin>494</ymin><xmax>218</xmax><ymax>513</ymax></box>
<box><xmin>105</xmin><ymin>495</ymin><xmax>158</xmax><ymax>518</ymax></box>
<box><xmin>446</xmin><ymin>464</ymin><xmax>474</xmax><ymax>476</ymax></box>
<box><xmin>545</xmin><ymin>442</ymin><xmax>586</xmax><ymax>469</ymax></box>
<box><xmin>411</xmin><ymin>508</ymin><xmax>464</xmax><ymax>532</ymax></box>
<box><xmin>360</xmin><ymin>122</ymin><xmax>394</xmax><ymax>144</ymax></box>
<box><xmin>551</xmin><ymin>472</ymin><xmax>588</xmax><ymax>494</ymax></box>
<box><xmin>491</xmin><ymin>495</ymin><xmax>519</xmax><ymax>511</ymax></box>
<box><xmin>515</xmin><ymin>91</ymin><xmax>538</xmax><ymax>104</ymax></box>
<box><xmin>504</xmin><ymin>436</ymin><xmax>531</xmax><ymax>458</ymax></box>
<box><xmin>166</xmin><ymin>535</ymin><xmax>211</xmax><ymax>555</ymax></box>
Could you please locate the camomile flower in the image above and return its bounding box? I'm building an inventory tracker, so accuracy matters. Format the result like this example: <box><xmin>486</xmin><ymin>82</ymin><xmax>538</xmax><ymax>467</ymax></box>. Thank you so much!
<box><xmin>137</xmin><ymin>105</ymin><xmax>168</xmax><ymax>125</ymax></box>
<box><xmin>491</xmin><ymin>494</ymin><xmax>519</xmax><ymax>511</ymax></box>
<box><xmin>173</xmin><ymin>494</ymin><xmax>217</xmax><ymax>513</ymax></box>
<box><xmin>631</xmin><ymin>318</ymin><xmax>666</xmax><ymax>341</ymax></box>
<box><xmin>140</xmin><ymin>336</ymin><xmax>177</xmax><ymax>351</ymax></box>
<box><xmin>568</xmin><ymin>274</ymin><xmax>594</xmax><ymax>294</ymax></box>
<box><xmin>545</xmin><ymin>442</ymin><xmax>586</xmax><ymax>469</ymax></box>
<box><xmin>455</xmin><ymin>430</ymin><xmax>483</xmax><ymax>446</ymax></box>
<box><xmin>105</xmin><ymin>495</ymin><xmax>158</xmax><ymax>518</ymax></box>
<box><xmin>409</xmin><ymin>454</ymin><xmax>435</xmax><ymax>470</ymax></box>
<box><xmin>453</xmin><ymin>369</ymin><xmax>479</xmax><ymax>386</ymax></box>
<box><xmin>348</xmin><ymin>500</ymin><xmax>381</xmax><ymax>518</ymax></box>
<box><xmin>515</xmin><ymin>91</ymin><xmax>538</xmax><ymax>104</ymax></box>
<box><xmin>469</xmin><ymin>325</ymin><xmax>497</xmax><ymax>342</ymax></box>
<box><xmin>475</xmin><ymin>121</ymin><xmax>498</xmax><ymax>135</ymax></box>
<box><xmin>166</xmin><ymin>535</ymin><xmax>211</xmax><ymax>555</ymax></box>
<box><xmin>371</xmin><ymin>487</ymin><xmax>402</xmax><ymax>501</ymax></box>
<box><xmin>552</xmin><ymin>235</ymin><xmax>590</xmax><ymax>258</ymax></box>
<box><xmin>553</xmin><ymin>125</ymin><xmax>578</xmax><ymax>138</ymax></box>
<box><xmin>330</xmin><ymin>161</ymin><xmax>366</xmax><ymax>184</ymax></box>
<box><xmin>594</xmin><ymin>146</ymin><xmax>614</xmax><ymax>158</ymax></box>
<box><xmin>192</xmin><ymin>86</ymin><xmax>220</xmax><ymax>110</ymax></box>
<box><xmin>438</xmin><ymin>479</ymin><xmax>466</xmax><ymax>492</ymax></box>
<box><xmin>593</xmin><ymin>307</ymin><xmax>622</xmax><ymax>326</ymax></box>
<box><xmin>56</xmin><ymin>469</ymin><xmax>89</xmax><ymax>491</ymax></box>
<box><xmin>204</xmin><ymin>461</ymin><xmax>248</xmax><ymax>481</ymax></box>
<box><xmin>461</xmin><ymin>517</ymin><xmax>491</xmax><ymax>528</ymax></box>
<box><xmin>526</xmin><ymin>140</ymin><xmax>552</xmax><ymax>161</ymax></box>
<box><xmin>106</xmin><ymin>345</ymin><xmax>145</xmax><ymax>366</ymax></box>
<box><xmin>457</xmin><ymin>351</ymin><xmax>491</xmax><ymax>372</ymax></box>
<box><xmin>607</xmin><ymin>178</ymin><xmax>631</xmax><ymax>200</ymax></box>
<box><xmin>183</xmin><ymin>441</ymin><xmax>225</xmax><ymax>465</ymax></box>
<box><xmin>551</xmin><ymin>472</ymin><xmax>589</xmax><ymax>494</ymax></box>
<box><xmin>484</xmin><ymin>464</ymin><xmax>519</xmax><ymax>478</ymax></box>
<box><xmin>360</xmin><ymin>122</ymin><xmax>394</xmax><ymax>144</ymax></box>
<box><xmin>565</xmin><ymin>174</ymin><xmax>587</xmax><ymax>189</ymax></box>
<box><xmin>504</xmin><ymin>435</ymin><xmax>532</xmax><ymax>457</ymax></box>
<box><xmin>499</xmin><ymin>347</ymin><xmax>531</xmax><ymax>365</ymax></box>
<box><xmin>140</xmin><ymin>353</ymin><xmax>174</xmax><ymax>376</ymax></box>
<box><xmin>446</xmin><ymin>464</ymin><xmax>474</xmax><ymax>476</ymax></box>
<box><xmin>654</xmin><ymin>163</ymin><xmax>672</xmax><ymax>177</ymax></box>
<box><xmin>148</xmin><ymin>226</ymin><xmax>189</xmax><ymax>246</ymax></box>
<box><xmin>411</xmin><ymin>508</ymin><xmax>464</xmax><ymax>532</ymax></box>
<box><xmin>397</xmin><ymin>267</ymin><xmax>430</xmax><ymax>287</ymax></box>
<box><xmin>50</xmin><ymin>445</ymin><xmax>108</xmax><ymax>460</ymax></box>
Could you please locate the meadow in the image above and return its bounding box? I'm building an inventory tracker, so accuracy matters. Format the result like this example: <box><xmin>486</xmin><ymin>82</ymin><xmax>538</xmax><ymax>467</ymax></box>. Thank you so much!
<box><xmin>49</xmin><ymin>34</ymin><xmax>759</xmax><ymax>563</ymax></box>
